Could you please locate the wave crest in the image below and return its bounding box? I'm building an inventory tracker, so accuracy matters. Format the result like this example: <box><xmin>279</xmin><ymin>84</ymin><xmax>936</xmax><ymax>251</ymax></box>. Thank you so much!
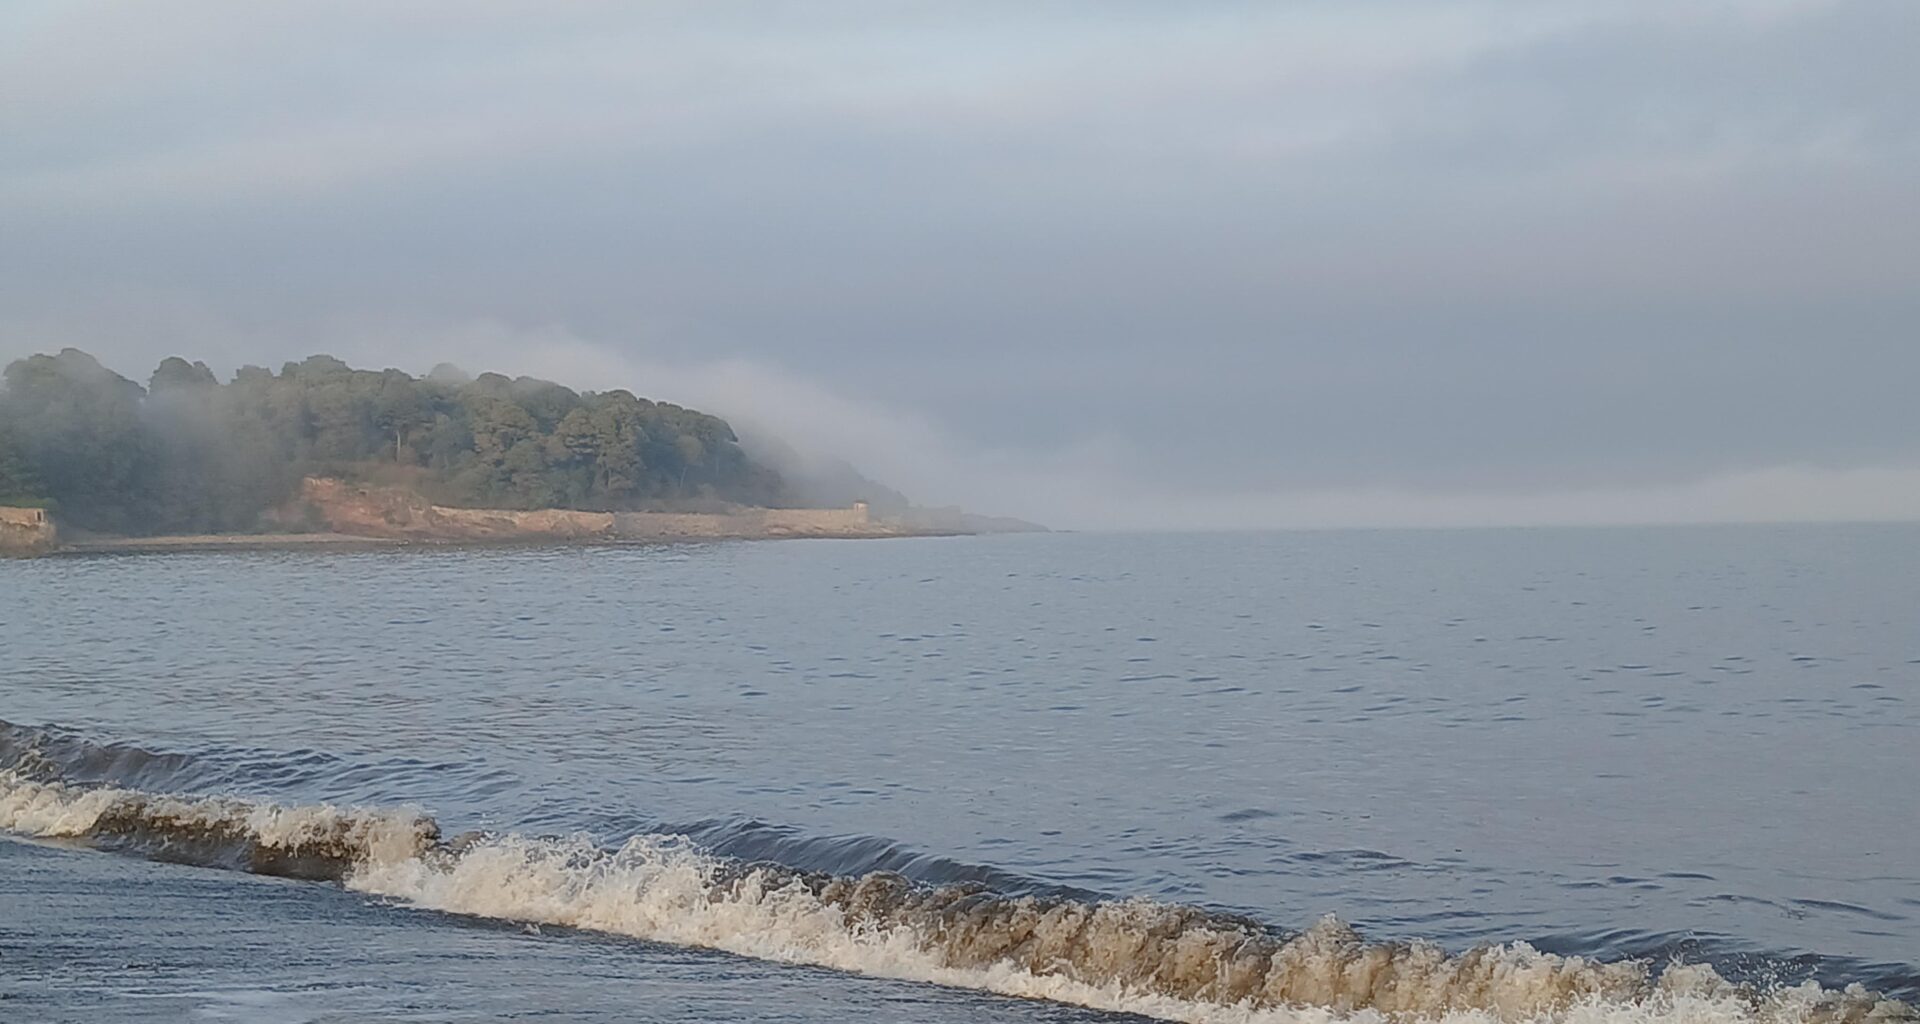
<box><xmin>0</xmin><ymin>773</ymin><xmax>436</xmax><ymax>879</ymax></box>
<box><xmin>2</xmin><ymin>769</ymin><xmax>1911</xmax><ymax>1024</ymax></box>
<box><xmin>350</xmin><ymin>831</ymin><xmax>1911</xmax><ymax>1024</ymax></box>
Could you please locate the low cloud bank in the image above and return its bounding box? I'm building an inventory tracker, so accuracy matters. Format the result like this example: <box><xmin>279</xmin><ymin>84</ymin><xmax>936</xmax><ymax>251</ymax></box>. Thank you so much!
<box><xmin>321</xmin><ymin>322</ymin><xmax>1920</xmax><ymax>531</ymax></box>
<box><xmin>4</xmin><ymin>313</ymin><xmax>1917</xmax><ymax>532</ymax></box>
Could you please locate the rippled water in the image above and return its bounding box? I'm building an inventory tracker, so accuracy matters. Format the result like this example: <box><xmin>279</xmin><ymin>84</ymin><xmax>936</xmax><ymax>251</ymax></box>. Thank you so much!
<box><xmin>3</xmin><ymin>526</ymin><xmax>1916</xmax><ymax>1023</ymax></box>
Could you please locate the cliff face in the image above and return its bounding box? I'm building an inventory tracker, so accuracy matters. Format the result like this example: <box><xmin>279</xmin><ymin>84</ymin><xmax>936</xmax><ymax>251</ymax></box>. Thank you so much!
<box><xmin>291</xmin><ymin>478</ymin><xmax>613</xmax><ymax>540</ymax></box>
<box><xmin>290</xmin><ymin>478</ymin><xmax>904</xmax><ymax>542</ymax></box>
<box><xmin>0</xmin><ymin>506</ymin><xmax>57</xmax><ymax>555</ymax></box>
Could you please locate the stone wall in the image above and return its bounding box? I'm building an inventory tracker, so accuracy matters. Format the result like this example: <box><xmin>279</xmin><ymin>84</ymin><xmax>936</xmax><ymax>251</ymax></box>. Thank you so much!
<box><xmin>610</xmin><ymin>504</ymin><xmax>878</xmax><ymax>539</ymax></box>
<box><xmin>0</xmin><ymin>506</ymin><xmax>57</xmax><ymax>555</ymax></box>
<box><xmin>609</xmin><ymin>512</ymin><xmax>740</xmax><ymax>538</ymax></box>
<box><xmin>758</xmin><ymin>504</ymin><xmax>871</xmax><ymax>535</ymax></box>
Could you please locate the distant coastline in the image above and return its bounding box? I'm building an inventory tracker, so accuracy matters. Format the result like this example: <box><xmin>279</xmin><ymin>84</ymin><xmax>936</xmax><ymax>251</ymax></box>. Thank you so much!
<box><xmin>0</xmin><ymin>349</ymin><xmax>1043</xmax><ymax>553</ymax></box>
<box><xmin>6</xmin><ymin>476</ymin><xmax>1040</xmax><ymax>557</ymax></box>
<box><xmin>43</xmin><ymin>530</ymin><xmax>924</xmax><ymax>557</ymax></box>
<box><xmin>48</xmin><ymin>532</ymin><xmax>401</xmax><ymax>555</ymax></box>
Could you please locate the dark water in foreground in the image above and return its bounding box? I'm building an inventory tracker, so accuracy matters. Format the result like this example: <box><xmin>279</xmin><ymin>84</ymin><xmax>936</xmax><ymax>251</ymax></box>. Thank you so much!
<box><xmin>2</xmin><ymin>526</ymin><xmax>1916</xmax><ymax>1023</ymax></box>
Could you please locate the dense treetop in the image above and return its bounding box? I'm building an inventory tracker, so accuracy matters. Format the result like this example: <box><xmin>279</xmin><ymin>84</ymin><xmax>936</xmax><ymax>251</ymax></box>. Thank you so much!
<box><xmin>0</xmin><ymin>349</ymin><xmax>788</xmax><ymax>535</ymax></box>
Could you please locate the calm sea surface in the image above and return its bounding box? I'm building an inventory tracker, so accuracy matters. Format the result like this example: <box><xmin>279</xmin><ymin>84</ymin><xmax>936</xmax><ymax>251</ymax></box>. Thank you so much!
<box><xmin>3</xmin><ymin>526</ymin><xmax>1916</xmax><ymax>1023</ymax></box>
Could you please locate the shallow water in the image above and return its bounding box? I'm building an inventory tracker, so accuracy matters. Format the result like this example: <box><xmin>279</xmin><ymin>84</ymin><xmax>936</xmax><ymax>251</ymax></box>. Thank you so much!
<box><xmin>2</xmin><ymin>526</ymin><xmax>1916</xmax><ymax>1022</ymax></box>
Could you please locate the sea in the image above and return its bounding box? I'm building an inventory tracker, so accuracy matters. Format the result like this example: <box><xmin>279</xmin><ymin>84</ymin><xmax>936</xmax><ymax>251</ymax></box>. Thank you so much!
<box><xmin>2</xmin><ymin>525</ymin><xmax>1916</xmax><ymax>1024</ymax></box>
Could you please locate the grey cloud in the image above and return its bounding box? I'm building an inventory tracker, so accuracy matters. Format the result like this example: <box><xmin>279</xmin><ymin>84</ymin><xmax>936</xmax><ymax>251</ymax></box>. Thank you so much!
<box><xmin>1</xmin><ymin>0</ymin><xmax>1915</xmax><ymax>527</ymax></box>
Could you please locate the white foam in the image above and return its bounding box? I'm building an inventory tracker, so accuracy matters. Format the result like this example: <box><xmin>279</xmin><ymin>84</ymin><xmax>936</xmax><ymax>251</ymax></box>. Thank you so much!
<box><xmin>0</xmin><ymin>771</ymin><xmax>121</xmax><ymax>835</ymax></box>
<box><xmin>347</xmin><ymin>832</ymin><xmax>1911</xmax><ymax>1024</ymax></box>
<box><xmin>3</xmin><ymin>773</ymin><xmax>1908</xmax><ymax>1024</ymax></box>
<box><xmin>0</xmin><ymin>772</ymin><xmax>434</xmax><ymax>871</ymax></box>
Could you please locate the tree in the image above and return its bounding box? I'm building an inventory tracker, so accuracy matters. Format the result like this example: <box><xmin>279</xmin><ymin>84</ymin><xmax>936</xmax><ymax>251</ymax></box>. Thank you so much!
<box><xmin>1</xmin><ymin>349</ymin><xmax>150</xmax><ymax>531</ymax></box>
<box><xmin>0</xmin><ymin>348</ymin><xmax>796</xmax><ymax>533</ymax></box>
<box><xmin>149</xmin><ymin>357</ymin><xmax>218</xmax><ymax>395</ymax></box>
<box><xmin>0</xmin><ymin>425</ymin><xmax>45</xmax><ymax>505</ymax></box>
<box><xmin>372</xmin><ymin>371</ymin><xmax>429</xmax><ymax>462</ymax></box>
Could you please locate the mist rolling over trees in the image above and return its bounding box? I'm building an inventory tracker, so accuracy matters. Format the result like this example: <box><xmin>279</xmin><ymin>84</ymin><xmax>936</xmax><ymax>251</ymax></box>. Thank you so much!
<box><xmin>0</xmin><ymin>349</ymin><xmax>813</xmax><ymax>535</ymax></box>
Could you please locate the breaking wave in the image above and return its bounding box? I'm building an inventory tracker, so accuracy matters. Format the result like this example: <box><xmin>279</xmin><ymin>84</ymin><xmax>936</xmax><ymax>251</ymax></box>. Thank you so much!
<box><xmin>2</xmin><ymin>766</ymin><xmax>1911</xmax><ymax>1024</ymax></box>
<box><xmin>0</xmin><ymin>771</ymin><xmax>436</xmax><ymax>879</ymax></box>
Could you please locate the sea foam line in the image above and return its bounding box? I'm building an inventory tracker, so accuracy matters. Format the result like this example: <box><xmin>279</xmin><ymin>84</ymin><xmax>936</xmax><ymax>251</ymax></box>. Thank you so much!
<box><xmin>2</xmin><ymin>772</ymin><xmax>1910</xmax><ymax>1024</ymax></box>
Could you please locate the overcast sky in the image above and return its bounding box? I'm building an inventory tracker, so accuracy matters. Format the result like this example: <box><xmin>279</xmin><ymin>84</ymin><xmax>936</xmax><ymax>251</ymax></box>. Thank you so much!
<box><xmin>2</xmin><ymin>0</ymin><xmax>1915</xmax><ymax>528</ymax></box>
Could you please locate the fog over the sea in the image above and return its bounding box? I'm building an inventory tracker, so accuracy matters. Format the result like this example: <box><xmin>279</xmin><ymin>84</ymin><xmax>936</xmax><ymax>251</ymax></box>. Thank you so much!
<box><xmin>3</xmin><ymin>1</ymin><xmax>1915</xmax><ymax>529</ymax></box>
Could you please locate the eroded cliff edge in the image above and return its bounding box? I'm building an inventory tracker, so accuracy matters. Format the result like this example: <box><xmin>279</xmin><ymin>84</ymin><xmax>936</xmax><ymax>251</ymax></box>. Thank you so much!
<box><xmin>279</xmin><ymin>478</ymin><xmax>919</xmax><ymax>542</ymax></box>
